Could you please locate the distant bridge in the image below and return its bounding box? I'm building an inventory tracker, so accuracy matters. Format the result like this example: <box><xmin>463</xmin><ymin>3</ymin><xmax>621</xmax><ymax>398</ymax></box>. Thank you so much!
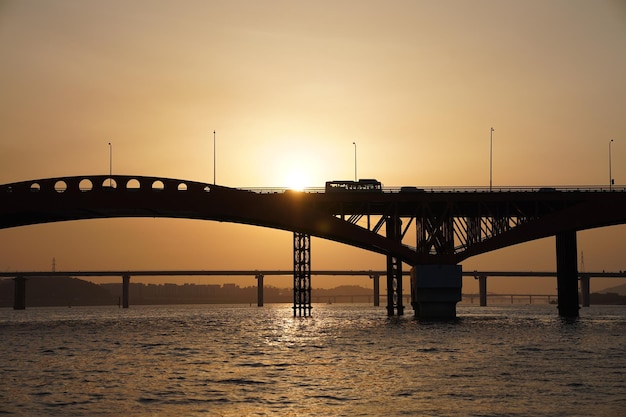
<box><xmin>3</xmin><ymin>174</ymin><xmax>626</xmax><ymax>318</ymax></box>
<box><xmin>3</xmin><ymin>269</ymin><xmax>624</xmax><ymax>310</ymax></box>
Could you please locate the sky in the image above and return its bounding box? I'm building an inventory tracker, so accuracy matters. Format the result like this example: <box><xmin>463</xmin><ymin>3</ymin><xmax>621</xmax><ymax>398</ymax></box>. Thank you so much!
<box><xmin>1</xmin><ymin>0</ymin><xmax>626</xmax><ymax>294</ymax></box>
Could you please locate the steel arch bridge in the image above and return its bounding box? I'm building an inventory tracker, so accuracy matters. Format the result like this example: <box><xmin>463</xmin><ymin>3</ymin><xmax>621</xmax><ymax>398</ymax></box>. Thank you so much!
<box><xmin>3</xmin><ymin>175</ymin><xmax>626</xmax><ymax>317</ymax></box>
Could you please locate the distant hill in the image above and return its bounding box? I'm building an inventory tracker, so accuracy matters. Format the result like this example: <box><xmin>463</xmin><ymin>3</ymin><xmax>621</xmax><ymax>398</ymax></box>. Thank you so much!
<box><xmin>0</xmin><ymin>278</ymin><xmax>375</xmax><ymax>307</ymax></box>
<box><xmin>0</xmin><ymin>276</ymin><xmax>117</xmax><ymax>307</ymax></box>
<box><xmin>597</xmin><ymin>283</ymin><xmax>626</xmax><ymax>296</ymax></box>
<box><xmin>314</xmin><ymin>285</ymin><xmax>372</xmax><ymax>296</ymax></box>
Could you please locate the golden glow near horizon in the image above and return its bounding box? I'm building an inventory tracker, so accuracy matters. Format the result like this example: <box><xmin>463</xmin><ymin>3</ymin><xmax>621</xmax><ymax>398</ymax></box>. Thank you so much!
<box><xmin>1</xmin><ymin>1</ymin><xmax>626</xmax><ymax>292</ymax></box>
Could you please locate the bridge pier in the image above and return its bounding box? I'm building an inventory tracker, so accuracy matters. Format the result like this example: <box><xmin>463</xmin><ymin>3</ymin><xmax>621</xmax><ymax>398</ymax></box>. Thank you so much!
<box><xmin>556</xmin><ymin>231</ymin><xmax>579</xmax><ymax>317</ymax></box>
<box><xmin>13</xmin><ymin>276</ymin><xmax>27</xmax><ymax>310</ymax></box>
<box><xmin>122</xmin><ymin>275</ymin><xmax>130</xmax><ymax>308</ymax></box>
<box><xmin>370</xmin><ymin>273</ymin><xmax>380</xmax><ymax>306</ymax></box>
<box><xmin>474</xmin><ymin>274</ymin><xmax>488</xmax><ymax>306</ymax></box>
<box><xmin>256</xmin><ymin>273</ymin><xmax>264</xmax><ymax>307</ymax></box>
<box><xmin>293</xmin><ymin>232</ymin><xmax>312</xmax><ymax>317</ymax></box>
<box><xmin>410</xmin><ymin>265</ymin><xmax>462</xmax><ymax>319</ymax></box>
<box><xmin>386</xmin><ymin>217</ymin><xmax>404</xmax><ymax>316</ymax></box>
<box><xmin>580</xmin><ymin>275</ymin><xmax>590</xmax><ymax>307</ymax></box>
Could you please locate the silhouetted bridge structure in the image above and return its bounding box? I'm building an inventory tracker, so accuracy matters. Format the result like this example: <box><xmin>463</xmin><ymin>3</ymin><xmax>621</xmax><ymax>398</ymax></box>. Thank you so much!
<box><xmin>3</xmin><ymin>174</ymin><xmax>626</xmax><ymax>318</ymax></box>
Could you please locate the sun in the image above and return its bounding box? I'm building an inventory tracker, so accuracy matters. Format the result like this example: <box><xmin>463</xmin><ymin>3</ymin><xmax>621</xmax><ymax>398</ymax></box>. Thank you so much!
<box><xmin>285</xmin><ymin>171</ymin><xmax>310</xmax><ymax>191</ymax></box>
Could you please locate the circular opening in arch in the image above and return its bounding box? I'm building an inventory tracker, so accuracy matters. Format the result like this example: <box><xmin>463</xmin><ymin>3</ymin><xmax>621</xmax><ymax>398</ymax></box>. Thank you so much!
<box><xmin>103</xmin><ymin>178</ymin><xmax>117</xmax><ymax>189</ymax></box>
<box><xmin>79</xmin><ymin>179</ymin><xmax>93</xmax><ymax>192</ymax></box>
<box><xmin>30</xmin><ymin>183</ymin><xmax>41</xmax><ymax>192</ymax></box>
<box><xmin>177</xmin><ymin>183</ymin><xmax>188</xmax><ymax>191</ymax></box>
<box><xmin>54</xmin><ymin>181</ymin><xmax>67</xmax><ymax>193</ymax></box>
<box><xmin>127</xmin><ymin>179</ymin><xmax>141</xmax><ymax>190</ymax></box>
<box><xmin>152</xmin><ymin>180</ymin><xmax>165</xmax><ymax>191</ymax></box>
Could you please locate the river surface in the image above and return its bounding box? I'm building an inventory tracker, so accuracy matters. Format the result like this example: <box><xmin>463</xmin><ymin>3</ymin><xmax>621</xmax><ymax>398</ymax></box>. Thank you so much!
<box><xmin>1</xmin><ymin>304</ymin><xmax>625</xmax><ymax>416</ymax></box>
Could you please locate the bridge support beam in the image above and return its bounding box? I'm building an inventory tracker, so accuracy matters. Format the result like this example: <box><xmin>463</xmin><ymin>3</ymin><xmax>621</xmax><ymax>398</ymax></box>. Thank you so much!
<box><xmin>370</xmin><ymin>273</ymin><xmax>380</xmax><ymax>307</ymax></box>
<box><xmin>122</xmin><ymin>275</ymin><xmax>130</xmax><ymax>309</ymax></box>
<box><xmin>256</xmin><ymin>273</ymin><xmax>264</xmax><ymax>307</ymax></box>
<box><xmin>13</xmin><ymin>276</ymin><xmax>26</xmax><ymax>310</ymax></box>
<box><xmin>386</xmin><ymin>217</ymin><xmax>404</xmax><ymax>316</ymax></box>
<box><xmin>293</xmin><ymin>232</ymin><xmax>312</xmax><ymax>317</ymax></box>
<box><xmin>556</xmin><ymin>231</ymin><xmax>579</xmax><ymax>317</ymax></box>
<box><xmin>580</xmin><ymin>275</ymin><xmax>590</xmax><ymax>307</ymax></box>
<box><xmin>475</xmin><ymin>274</ymin><xmax>488</xmax><ymax>307</ymax></box>
<box><xmin>410</xmin><ymin>265</ymin><xmax>462</xmax><ymax>319</ymax></box>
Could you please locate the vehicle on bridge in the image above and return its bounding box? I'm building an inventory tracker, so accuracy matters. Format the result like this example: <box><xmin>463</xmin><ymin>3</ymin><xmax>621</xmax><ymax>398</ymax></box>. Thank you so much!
<box><xmin>325</xmin><ymin>179</ymin><xmax>382</xmax><ymax>193</ymax></box>
<box><xmin>399</xmin><ymin>186</ymin><xmax>425</xmax><ymax>193</ymax></box>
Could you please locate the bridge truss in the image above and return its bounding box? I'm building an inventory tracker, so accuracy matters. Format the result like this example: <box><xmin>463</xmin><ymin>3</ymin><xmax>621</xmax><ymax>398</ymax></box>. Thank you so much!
<box><xmin>325</xmin><ymin>190</ymin><xmax>626</xmax><ymax>264</ymax></box>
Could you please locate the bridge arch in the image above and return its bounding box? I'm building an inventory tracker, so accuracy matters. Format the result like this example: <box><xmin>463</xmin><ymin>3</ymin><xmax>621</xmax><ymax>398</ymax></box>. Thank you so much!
<box><xmin>0</xmin><ymin>175</ymin><xmax>414</xmax><ymax>263</ymax></box>
<box><xmin>3</xmin><ymin>175</ymin><xmax>626</xmax><ymax>267</ymax></box>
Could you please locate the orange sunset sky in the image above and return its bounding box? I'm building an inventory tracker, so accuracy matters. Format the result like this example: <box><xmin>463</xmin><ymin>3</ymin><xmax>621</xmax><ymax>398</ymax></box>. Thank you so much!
<box><xmin>1</xmin><ymin>0</ymin><xmax>625</xmax><ymax>294</ymax></box>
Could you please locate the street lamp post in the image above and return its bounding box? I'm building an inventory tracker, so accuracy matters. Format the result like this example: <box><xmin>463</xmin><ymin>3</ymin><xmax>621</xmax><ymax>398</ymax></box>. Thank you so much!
<box><xmin>108</xmin><ymin>142</ymin><xmax>112</xmax><ymax>187</ymax></box>
<box><xmin>213</xmin><ymin>130</ymin><xmax>216</xmax><ymax>185</ymax></box>
<box><xmin>352</xmin><ymin>142</ymin><xmax>357</xmax><ymax>182</ymax></box>
<box><xmin>609</xmin><ymin>139</ymin><xmax>614</xmax><ymax>191</ymax></box>
<box><xmin>489</xmin><ymin>127</ymin><xmax>494</xmax><ymax>191</ymax></box>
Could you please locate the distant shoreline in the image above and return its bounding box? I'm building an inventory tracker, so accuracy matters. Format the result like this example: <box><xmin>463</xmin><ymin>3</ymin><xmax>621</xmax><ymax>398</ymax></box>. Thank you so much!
<box><xmin>1</xmin><ymin>276</ymin><xmax>625</xmax><ymax>307</ymax></box>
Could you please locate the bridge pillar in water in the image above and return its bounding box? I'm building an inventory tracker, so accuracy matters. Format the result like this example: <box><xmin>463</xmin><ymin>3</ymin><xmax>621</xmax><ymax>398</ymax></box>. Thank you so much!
<box><xmin>293</xmin><ymin>232</ymin><xmax>312</xmax><ymax>317</ymax></box>
<box><xmin>13</xmin><ymin>276</ymin><xmax>27</xmax><ymax>310</ymax></box>
<box><xmin>474</xmin><ymin>274</ymin><xmax>488</xmax><ymax>307</ymax></box>
<box><xmin>122</xmin><ymin>275</ymin><xmax>130</xmax><ymax>309</ymax></box>
<box><xmin>256</xmin><ymin>273</ymin><xmax>264</xmax><ymax>307</ymax></box>
<box><xmin>370</xmin><ymin>273</ymin><xmax>380</xmax><ymax>307</ymax></box>
<box><xmin>410</xmin><ymin>265</ymin><xmax>462</xmax><ymax>319</ymax></box>
<box><xmin>556</xmin><ymin>231</ymin><xmax>580</xmax><ymax>317</ymax></box>
<box><xmin>580</xmin><ymin>275</ymin><xmax>590</xmax><ymax>307</ymax></box>
<box><xmin>386</xmin><ymin>216</ymin><xmax>404</xmax><ymax>316</ymax></box>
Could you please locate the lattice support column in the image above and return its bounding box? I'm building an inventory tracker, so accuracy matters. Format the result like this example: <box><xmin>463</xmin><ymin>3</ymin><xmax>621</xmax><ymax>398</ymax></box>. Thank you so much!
<box><xmin>293</xmin><ymin>232</ymin><xmax>312</xmax><ymax>317</ymax></box>
<box><xmin>386</xmin><ymin>216</ymin><xmax>404</xmax><ymax>316</ymax></box>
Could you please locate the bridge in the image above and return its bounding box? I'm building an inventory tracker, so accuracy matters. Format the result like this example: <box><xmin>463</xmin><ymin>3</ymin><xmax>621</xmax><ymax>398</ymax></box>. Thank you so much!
<box><xmin>3</xmin><ymin>269</ymin><xmax>624</xmax><ymax>310</ymax></box>
<box><xmin>2</xmin><ymin>174</ymin><xmax>626</xmax><ymax>318</ymax></box>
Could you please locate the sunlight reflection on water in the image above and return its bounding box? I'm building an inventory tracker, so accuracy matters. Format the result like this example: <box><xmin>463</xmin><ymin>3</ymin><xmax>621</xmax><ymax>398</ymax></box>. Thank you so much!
<box><xmin>1</xmin><ymin>304</ymin><xmax>625</xmax><ymax>416</ymax></box>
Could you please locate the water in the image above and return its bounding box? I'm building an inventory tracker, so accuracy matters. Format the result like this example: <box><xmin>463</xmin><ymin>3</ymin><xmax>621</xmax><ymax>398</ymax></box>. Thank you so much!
<box><xmin>1</xmin><ymin>304</ymin><xmax>625</xmax><ymax>416</ymax></box>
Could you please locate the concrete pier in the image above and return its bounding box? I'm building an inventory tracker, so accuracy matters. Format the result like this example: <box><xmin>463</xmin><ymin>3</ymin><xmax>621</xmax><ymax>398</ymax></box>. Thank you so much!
<box><xmin>256</xmin><ymin>273</ymin><xmax>264</xmax><ymax>307</ymax></box>
<box><xmin>477</xmin><ymin>275</ymin><xmax>487</xmax><ymax>306</ymax></box>
<box><xmin>580</xmin><ymin>275</ymin><xmax>590</xmax><ymax>307</ymax></box>
<box><xmin>122</xmin><ymin>275</ymin><xmax>130</xmax><ymax>308</ymax></box>
<box><xmin>13</xmin><ymin>276</ymin><xmax>26</xmax><ymax>310</ymax></box>
<box><xmin>370</xmin><ymin>273</ymin><xmax>380</xmax><ymax>306</ymax></box>
<box><xmin>556</xmin><ymin>231</ymin><xmax>579</xmax><ymax>317</ymax></box>
<box><xmin>411</xmin><ymin>265</ymin><xmax>462</xmax><ymax>319</ymax></box>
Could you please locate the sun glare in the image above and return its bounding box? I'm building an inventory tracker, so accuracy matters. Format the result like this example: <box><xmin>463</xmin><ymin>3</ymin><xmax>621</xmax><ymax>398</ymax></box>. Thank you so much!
<box><xmin>286</xmin><ymin>171</ymin><xmax>309</xmax><ymax>191</ymax></box>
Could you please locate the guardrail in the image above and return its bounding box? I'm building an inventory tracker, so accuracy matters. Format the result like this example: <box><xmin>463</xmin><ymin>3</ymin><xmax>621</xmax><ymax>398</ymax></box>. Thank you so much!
<box><xmin>240</xmin><ymin>185</ymin><xmax>626</xmax><ymax>194</ymax></box>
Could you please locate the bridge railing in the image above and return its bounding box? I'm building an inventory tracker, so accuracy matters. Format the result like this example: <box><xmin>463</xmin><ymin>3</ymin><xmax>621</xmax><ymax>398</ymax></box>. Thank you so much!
<box><xmin>240</xmin><ymin>185</ymin><xmax>626</xmax><ymax>194</ymax></box>
<box><xmin>2</xmin><ymin>175</ymin><xmax>623</xmax><ymax>195</ymax></box>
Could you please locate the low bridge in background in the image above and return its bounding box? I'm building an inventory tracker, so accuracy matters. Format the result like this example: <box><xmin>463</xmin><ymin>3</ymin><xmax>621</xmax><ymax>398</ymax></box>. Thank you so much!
<box><xmin>3</xmin><ymin>269</ymin><xmax>625</xmax><ymax>310</ymax></box>
<box><xmin>2</xmin><ymin>175</ymin><xmax>626</xmax><ymax>318</ymax></box>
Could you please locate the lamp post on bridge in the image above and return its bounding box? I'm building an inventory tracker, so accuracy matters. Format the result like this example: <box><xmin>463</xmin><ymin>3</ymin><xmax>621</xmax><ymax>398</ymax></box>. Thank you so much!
<box><xmin>108</xmin><ymin>142</ymin><xmax>112</xmax><ymax>187</ymax></box>
<box><xmin>609</xmin><ymin>139</ymin><xmax>614</xmax><ymax>191</ymax></box>
<box><xmin>213</xmin><ymin>130</ymin><xmax>216</xmax><ymax>185</ymax></box>
<box><xmin>352</xmin><ymin>141</ymin><xmax>357</xmax><ymax>182</ymax></box>
<box><xmin>489</xmin><ymin>127</ymin><xmax>494</xmax><ymax>191</ymax></box>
